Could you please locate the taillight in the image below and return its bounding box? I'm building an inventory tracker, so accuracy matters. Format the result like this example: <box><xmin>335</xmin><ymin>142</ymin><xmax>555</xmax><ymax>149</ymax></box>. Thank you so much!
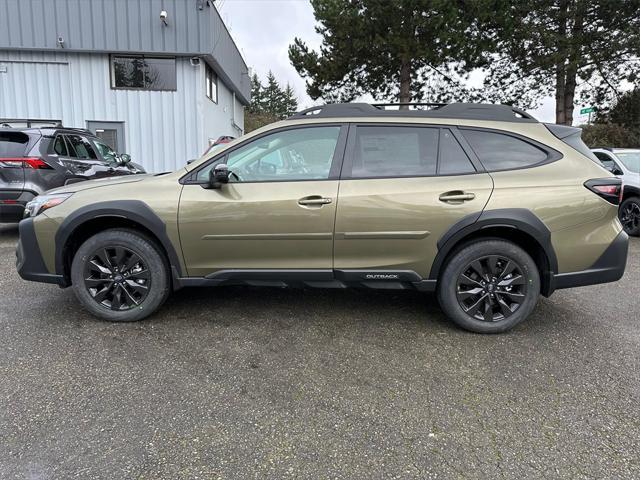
<box><xmin>584</xmin><ymin>178</ymin><xmax>623</xmax><ymax>205</ymax></box>
<box><xmin>0</xmin><ymin>157</ymin><xmax>52</xmax><ymax>169</ymax></box>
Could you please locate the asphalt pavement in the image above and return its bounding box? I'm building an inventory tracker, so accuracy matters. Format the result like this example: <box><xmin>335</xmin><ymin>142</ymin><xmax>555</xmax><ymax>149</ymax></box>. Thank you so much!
<box><xmin>0</xmin><ymin>223</ymin><xmax>638</xmax><ymax>479</ymax></box>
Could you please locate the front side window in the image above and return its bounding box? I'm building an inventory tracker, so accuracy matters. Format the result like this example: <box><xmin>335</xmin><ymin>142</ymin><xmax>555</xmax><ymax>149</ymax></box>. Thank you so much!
<box><xmin>111</xmin><ymin>56</ymin><xmax>177</xmax><ymax>91</ymax></box>
<box><xmin>206</xmin><ymin>64</ymin><xmax>218</xmax><ymax>103</ymax></box>
<box><xmin>462</xmin><ymin>130</ymin><xmax>548</xmax><ymax>171</ymax></box>
<box><xmin>350</xmin><ymin>126</ymin><xmax>438</xmax><ymax>178</ymax></box>
<box><xmin>66</xmin><ymin>135</ymin><xmax>98</xmax><ymax>160</ymax></box>
<box><xmin>92</xmin><ymin>139</ymin><xmax>119</xmax><ymax>163</ymax></box>
<box><xmin>197</xmin><ymin>126</ymin><xmax>341</xmax><ymax>182</ymax></box>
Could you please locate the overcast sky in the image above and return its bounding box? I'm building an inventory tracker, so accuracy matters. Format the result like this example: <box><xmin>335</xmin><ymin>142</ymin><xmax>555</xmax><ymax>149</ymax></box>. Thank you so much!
<box><xmin>219</xmin><ymin>0</ymin><xmax>585</xmax><ymax>124</ymax></box>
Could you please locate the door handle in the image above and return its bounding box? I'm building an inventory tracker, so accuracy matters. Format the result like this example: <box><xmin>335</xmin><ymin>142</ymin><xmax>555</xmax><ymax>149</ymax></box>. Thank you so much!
<box><xmin>439</xmin><ymin>191</ymin><xmax>476</xmax><ymax>203</ymax></box>
<box><xmin>298</xmin><ymin>195</ymin><xmax>332</xmax><ymax>207</ymax></box>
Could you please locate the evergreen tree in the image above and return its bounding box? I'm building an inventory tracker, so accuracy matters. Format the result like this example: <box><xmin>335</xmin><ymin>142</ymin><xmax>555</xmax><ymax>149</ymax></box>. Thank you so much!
<box><xmin>249</xmin><ymin>73</ymin><xmax>264</xmax><ymax>114</ymax></box>
<box><xmin>477</xmin><ymin>0</ymin><xmax>640</xmax><ymax>125</ymax></box>
<box><xmin>245</xmin><ymin>70</ymin><xmax>300</xmax><ymax>132</ymax></box>
<box><xmin>283</xmin><ymin>84</ymin><xmax>299</xmax><ymax>117</ymax></box>
<box><xmin>288</xmin><ymin>0</ymin><xmax>485</xmax><ymax>106</ymax></box>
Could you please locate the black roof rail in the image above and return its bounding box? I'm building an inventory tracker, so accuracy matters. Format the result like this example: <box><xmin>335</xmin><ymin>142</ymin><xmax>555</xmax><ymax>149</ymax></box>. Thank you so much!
<box><xmin>288</xmin><ymin>102</ymin><xmax>538</xmax><ymax>123</ymax></box>
<box><xmin>39</xmin><ymin>126</ymin><xmax>94</xmax><ymax>135</ymax></box>
<box><xmin>372</xmin><ymin>102</ymin><xmax>447</xmax><ymax>109</ymax></box>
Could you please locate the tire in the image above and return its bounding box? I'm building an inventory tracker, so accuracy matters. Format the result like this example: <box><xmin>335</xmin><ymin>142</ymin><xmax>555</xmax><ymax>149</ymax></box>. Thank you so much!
<box><xmin>70</xmin><ymin>229</ymin><xmax>170</xmax><ymax>322</ymax></box>
<box><xmin>619</xmin><ymin>197</ymin><xmax>640</xmax><ymax>237</ymax></box>
<box><xmin>437</xmin><ymin>239</ymin><xmax>540</xmax><ymax>333</ymax></box>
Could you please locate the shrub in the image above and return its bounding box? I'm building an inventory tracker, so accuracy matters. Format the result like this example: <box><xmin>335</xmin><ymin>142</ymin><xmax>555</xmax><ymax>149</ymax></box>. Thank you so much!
<box><xmin>579</xmin><ymin>123</ymin><xmax>640</xmax><ymax>148</ymax></box>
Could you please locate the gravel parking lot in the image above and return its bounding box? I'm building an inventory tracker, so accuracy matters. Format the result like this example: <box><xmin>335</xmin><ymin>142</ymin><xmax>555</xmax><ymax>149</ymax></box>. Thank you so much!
<box><xmin>0</xmin><ymin>223</ymin><xmax>638</xmax><ymax>479</ymax></box>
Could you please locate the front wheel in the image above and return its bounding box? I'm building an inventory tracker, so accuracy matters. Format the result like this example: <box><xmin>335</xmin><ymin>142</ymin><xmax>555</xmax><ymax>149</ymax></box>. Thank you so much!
<box><xmin>619</xmin><ymin>197</ymin><xmax>640</xmax><ymax>236</ymax></box>
<box><xmin>70</xmin><ymin>229</ymin><xmax>170</xmax><ymax>322</ymax></box>
<box><xmin>437</xmin><ymin>240</ymin><xmax>540</xmax><ymax>333</ymax></box>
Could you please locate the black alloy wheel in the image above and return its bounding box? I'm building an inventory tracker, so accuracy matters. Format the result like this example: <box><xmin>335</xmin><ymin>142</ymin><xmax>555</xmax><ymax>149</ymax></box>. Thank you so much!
<box><xmin>455</xmin><ymin>255</ymin><xmax>526</xmax><ymax>322</ymax></box>
<box><xmin>620</xmin><ymin>199</ymin><xmax>640</xmax><ymax>234</ymax></box>
<box><xmin>83</xmin><ymin>246</ymin><xmax>151</xmax><ymax>311</ymax></box>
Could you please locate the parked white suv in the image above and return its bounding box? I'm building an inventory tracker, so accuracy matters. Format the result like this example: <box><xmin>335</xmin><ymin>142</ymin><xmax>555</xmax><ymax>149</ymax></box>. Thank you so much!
<box><xmin>592</xmin><ymin>148</ymin><xmax>640</xmax><ymax>236</ymax></box>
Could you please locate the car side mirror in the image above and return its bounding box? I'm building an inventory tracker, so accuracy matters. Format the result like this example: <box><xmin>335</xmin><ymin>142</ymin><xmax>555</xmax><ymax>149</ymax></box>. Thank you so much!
<box><xmin>206</xmin><ymin>163</ymin><xmax>230</xmax><ymax>189</ymax></box>
<box><xmin>119</xmin><ymin>153</ymin><xmax>131</xmax><ymax>165</ymax></box>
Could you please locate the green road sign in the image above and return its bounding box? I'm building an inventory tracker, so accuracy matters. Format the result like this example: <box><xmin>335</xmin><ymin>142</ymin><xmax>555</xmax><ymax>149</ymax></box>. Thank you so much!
<box><xmin>580</xmin><ymin>107</ymin><xmax>596</xmax><ymax>114</ymax></box>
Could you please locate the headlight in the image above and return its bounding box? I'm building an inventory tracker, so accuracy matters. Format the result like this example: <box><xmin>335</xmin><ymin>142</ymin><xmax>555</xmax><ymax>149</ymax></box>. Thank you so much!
<box><xmin>24</xmin><ymin>193</ymin><xmax>73</xmax><ymax>218</ymax></box>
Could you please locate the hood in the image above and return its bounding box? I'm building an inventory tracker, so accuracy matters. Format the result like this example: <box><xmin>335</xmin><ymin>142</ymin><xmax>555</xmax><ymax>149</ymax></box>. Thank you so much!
<box><xmin>46</xmin><ymin>174</ymin><xmax>151</xmax><ymax>195</ymax></box>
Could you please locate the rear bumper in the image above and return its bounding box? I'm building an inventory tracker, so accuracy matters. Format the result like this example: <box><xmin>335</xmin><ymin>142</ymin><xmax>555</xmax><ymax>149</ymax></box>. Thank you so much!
<box><xmin>0</xmin><ymin>191</ymin><xmax>36</xmax><ymax>223</ymax></box>
<box><xmin>16</xmin><ymin>217</ymin><xmax>67</xmax><ymax>286</ymax></box>
<box><xmin>552</xmin><ymin>230</ymin><xmax>629</xmax><ymax>291</ymax></box>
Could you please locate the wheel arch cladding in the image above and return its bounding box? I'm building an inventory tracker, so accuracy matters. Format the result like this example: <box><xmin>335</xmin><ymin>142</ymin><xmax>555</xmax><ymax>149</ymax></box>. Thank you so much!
<box><xmin>623</xmin><ymin>185</ymin><xmax>640</xmax><ymax>202</ymax></box>
<box><xmin>430</xmin><ymin>208</ymin><xmax>558</xmax><ymax>296</ymax></box>
<box><xmin>55</xmin><ymin>200</ymin><xmax>183</xmax><ymax>285</ymax></box>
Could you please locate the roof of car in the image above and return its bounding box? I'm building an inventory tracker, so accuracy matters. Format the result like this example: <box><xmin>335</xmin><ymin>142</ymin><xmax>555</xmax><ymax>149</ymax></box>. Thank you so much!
<box><xmin>0</xmin><ymin>126</ymin><xmax>96</xmax><ymax>137</ymax></box>
<box><xmin>288</xmin><ymin>102</ymin><xmax>539</xmax><ymax>123</ymax></box>
<box><xmin>592</xmin><ymin>147</ymin><xmax>640</xmax><ymax>153</ymax></box>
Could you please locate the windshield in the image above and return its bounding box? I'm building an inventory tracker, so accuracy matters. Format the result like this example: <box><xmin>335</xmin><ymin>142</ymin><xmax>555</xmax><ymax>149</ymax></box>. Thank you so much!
<box><xmin>616</xmin><ymin>152</ymin><xmax>640</xmax><ymax>173</ymax></box>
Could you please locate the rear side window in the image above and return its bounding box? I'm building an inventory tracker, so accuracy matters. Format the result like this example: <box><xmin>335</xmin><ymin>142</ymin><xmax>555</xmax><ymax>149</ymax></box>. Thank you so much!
<box><xmin>52</xmin><ymin>135</ymin><xmax>68</xmax><ymax>156</ymax></box>
<box><xmin>0</xmin><ymin>132</ymin><xmax>29</xmax><ymax>157</ymax></box>
<box><xmin>66</xmin><ymin>135</ymin><xmax>98</xmax><ymax>160</ymax></box>
<box><xmin>351</xmin><ymin>126</ymin><xmax>438</xmax><ymax>178</ymax></box>
<box><xmin>439</xmin><ymin>130</ymin><xmax>476</xmax><ymax>175</ymax></box>
<box><xmin>462</xmin><ymin>130</ymin><xmax>547</xmax><ymax>170</ymax></box>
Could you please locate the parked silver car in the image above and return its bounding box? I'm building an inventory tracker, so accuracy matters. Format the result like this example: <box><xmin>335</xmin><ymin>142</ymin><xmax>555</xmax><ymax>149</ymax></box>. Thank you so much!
<box><xmin>592</xmin><ymin>148</ymin><xmax>640</xmax><ymax>236</ymax></box>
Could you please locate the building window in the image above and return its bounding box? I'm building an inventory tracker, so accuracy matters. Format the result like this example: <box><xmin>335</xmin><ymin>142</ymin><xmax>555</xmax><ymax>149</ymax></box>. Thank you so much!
<box><xmin>111</xmin><ymin>55</ymin><xmax>177</xmax><ymax>91</ymax></box>
<box><xmin>206</xmin><ymin>64</ymin><xmax>218</xmax><ymax>103</ymax></box>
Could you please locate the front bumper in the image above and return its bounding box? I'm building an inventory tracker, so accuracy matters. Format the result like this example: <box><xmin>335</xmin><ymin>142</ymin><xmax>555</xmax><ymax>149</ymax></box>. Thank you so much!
<box><xmin>552</xmin><ymin>230</ymin><xmax>629</xmax><ymax>290</ymax></box>
<box><xmin>16</xmin><ymin>217</ymin><xmax>67</xmax><ymax>286</ymax></box>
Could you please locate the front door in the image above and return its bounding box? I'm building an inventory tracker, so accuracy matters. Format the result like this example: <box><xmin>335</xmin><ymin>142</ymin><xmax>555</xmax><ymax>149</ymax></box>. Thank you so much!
<box><xmin>178</xmin><ymin>125</ymin><xmax>347</xmax><ymax>277</ymax></box>
<box><xmin>333</xmin><ymin>125</ymin><xmax>494</xmax><ymax>279</ymax></box>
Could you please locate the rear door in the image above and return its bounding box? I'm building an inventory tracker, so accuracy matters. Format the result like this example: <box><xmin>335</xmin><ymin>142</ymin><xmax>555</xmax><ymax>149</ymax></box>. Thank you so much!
<box><xmin>333</xmin><ymin>124</ymin><xmax>494</xmax><ymax>280</ymax></box>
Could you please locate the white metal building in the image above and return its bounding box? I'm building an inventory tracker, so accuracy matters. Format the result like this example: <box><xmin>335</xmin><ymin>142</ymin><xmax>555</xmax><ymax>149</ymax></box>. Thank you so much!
<box><xmin>0</xmin><ymin>0</ymin><xmax>250</xmax><ymax>173</ymax></box>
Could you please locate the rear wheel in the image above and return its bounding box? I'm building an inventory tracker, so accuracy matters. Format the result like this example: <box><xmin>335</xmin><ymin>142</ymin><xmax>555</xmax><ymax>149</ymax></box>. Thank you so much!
<box><xmin>619</xmin><ymin>197</ymin><xmax>640</xmax><ymax>236</ymax></box>
<box><xmin>71</xmin><ymin>229</ymin><xmax>170</xmax><ymax>322</ymax></box>
<box><xmin>437</xmin><ymin>240</ymin><xmax>540</xmax><ymax>333</ymax></box>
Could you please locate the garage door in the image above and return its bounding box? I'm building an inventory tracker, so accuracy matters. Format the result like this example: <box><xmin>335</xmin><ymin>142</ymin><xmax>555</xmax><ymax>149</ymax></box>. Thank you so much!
<box><xmin>0</xmin><ymin>60</ymin><xmax>73</xmax><ymax>122</ymax></box>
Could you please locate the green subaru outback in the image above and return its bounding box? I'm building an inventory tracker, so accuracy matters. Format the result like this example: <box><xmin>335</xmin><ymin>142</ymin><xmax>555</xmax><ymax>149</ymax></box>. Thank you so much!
<box><xmin>16</xmin><ymin>103</ymin><xmax>628</xmax><ymax>333</ymax></box>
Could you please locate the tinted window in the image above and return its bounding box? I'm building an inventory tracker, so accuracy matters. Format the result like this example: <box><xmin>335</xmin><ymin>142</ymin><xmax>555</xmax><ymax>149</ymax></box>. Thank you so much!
<box><xmin>197</xmin><ymin>126</ymin><xmax>341</xmax><ymax>182</ymax></box>
<box><xmin>462</xmin><ymin>130</ymin><xmax>547</xmax><ymax>170</ymax></box>
<box><xmin>439</xmin><ymin>129</ymin><xmax>475</xmax><ymax>175</ymax></box>
<box><xmin>351</xmin><ymin>126</ymin><xmax>438</xmax><ymax>178</ymax></box>
<box><xmin>112</xmin><ymin>56</ymin><xmax>176</xmax><ymax>91</ymax></box>
<box><xmin>594</xmin><ymin>152</ymin><xmax>615</xmax><ymax>170</ymax></box>
<box><xmin>53</xmin><ymin>135</ymin><xmax>68</xmax><ymax>156</ymax></box>
<box><xmin>93</xmin><ymin>139</ymin><xmax>118</xmax><ymax>161</ymax></box>
<box><xmin>0</xmin><ymin>132</ymin><xmax>29</xmax><ymax>156</ymax></box>
<box><xmin>66</xmin><ymin>135</ymin><xmax>98</xmax><ymax>160</ymax></box>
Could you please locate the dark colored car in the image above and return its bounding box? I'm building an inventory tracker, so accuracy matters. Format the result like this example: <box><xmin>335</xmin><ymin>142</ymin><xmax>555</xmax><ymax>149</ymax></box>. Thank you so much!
<box><xmin>0</xmin><ymin>127</ymin><xmax>145</xmax><ymax>222</ymax></box>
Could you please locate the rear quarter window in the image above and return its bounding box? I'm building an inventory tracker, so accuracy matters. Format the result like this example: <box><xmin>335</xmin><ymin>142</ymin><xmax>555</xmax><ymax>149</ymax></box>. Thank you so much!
<box><xmin>0</xmin><ymin>132</ymin><xmax>30</xmax><ymax>157</ymax></box>
<box><xmin>462</xmin><ymin>130</ymin><xmax>548</xmax><ymax>171</ymax></box>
